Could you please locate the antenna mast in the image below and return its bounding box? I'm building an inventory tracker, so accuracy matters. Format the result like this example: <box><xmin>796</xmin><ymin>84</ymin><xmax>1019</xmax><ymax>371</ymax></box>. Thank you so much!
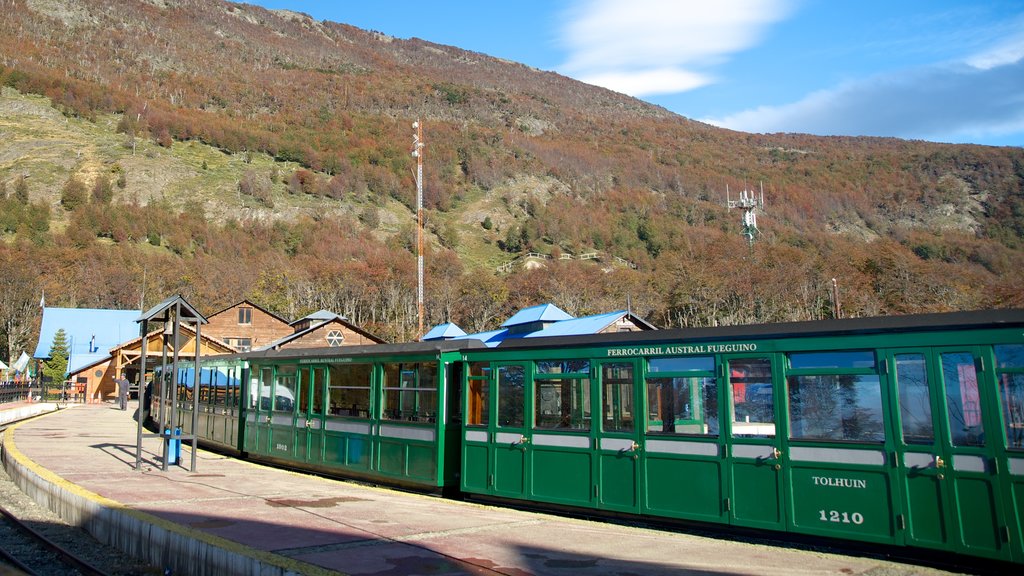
<box><xmin>412</xmin><ymin>120</ymin><xmax>425</xmax><ymax>336</ymax></box>
<box><xmin>727</xmin><ymin>181</ymin><xmax>766</xmax><ymax>248</ymax></box>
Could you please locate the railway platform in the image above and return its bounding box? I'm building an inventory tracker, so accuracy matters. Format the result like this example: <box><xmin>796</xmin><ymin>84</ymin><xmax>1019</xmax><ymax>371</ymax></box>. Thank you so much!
<box><xmin>1</xmin><ymin>404</ymin><xmax>957</xmax><ymax>576</ymax></box>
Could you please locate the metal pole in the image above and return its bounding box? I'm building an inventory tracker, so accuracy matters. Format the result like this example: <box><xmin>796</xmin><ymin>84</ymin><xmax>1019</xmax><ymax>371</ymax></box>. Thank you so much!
<box><xmin>135</xmin><ymin>319</ymin><xmax>149</xmax><ymax>471</ymax></box>
<box><xmin>165</xmin><ymin>302</ymin><xmax>181</xmax><ymax>471</ymax></box>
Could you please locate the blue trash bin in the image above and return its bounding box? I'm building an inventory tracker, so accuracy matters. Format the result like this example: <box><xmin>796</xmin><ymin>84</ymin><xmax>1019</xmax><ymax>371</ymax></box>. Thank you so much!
<box><xmin>165</xmin><ymin>427</ymin><xmax>182</xmax><ymax>465</ymax></box>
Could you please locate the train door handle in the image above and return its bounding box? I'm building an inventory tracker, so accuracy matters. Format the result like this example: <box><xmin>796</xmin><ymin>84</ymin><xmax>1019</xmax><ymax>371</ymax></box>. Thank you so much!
<box><xmin>630</xmin><ymin>441</ymin><xmax>640</xmax><ymax>452</ymax></box>
<box><xmin>305</xmin><ymin>419</ymin><xmax>312</xmax><ymax>428</ymax></box>
<box><xmin>519</xmin><ymin>435</ymin><xmax>530</xmax><ymax>444</ymax></box>
<box><xmin>772</xmin><ymin>447</ymin><xmax>783</xmax><ymax>460</ymax></box>
<box><xmin>935</xmin><ymin>456</ymin><xmax>945</xmax><ymax>469</ymax></box>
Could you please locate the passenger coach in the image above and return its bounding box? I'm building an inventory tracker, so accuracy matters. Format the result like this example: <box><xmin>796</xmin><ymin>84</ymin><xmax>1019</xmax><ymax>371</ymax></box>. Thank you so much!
<box><xmin>458</xmin><ymin>309</ymin><xmax>1024</xmax><ymax>562</ymax></box>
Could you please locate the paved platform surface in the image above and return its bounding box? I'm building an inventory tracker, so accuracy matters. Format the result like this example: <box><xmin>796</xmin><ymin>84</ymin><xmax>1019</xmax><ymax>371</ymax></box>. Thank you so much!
<box><xmin>2</xmin><ymin>404</ymin><xmax>957</xmax><ymax>576</ymax></box>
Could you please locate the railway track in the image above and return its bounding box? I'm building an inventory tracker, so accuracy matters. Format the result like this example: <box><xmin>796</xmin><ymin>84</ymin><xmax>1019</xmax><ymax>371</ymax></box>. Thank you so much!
<box><xmin>0</xmin><ymin>419</ymin><xmax>160</xmax><ymax>576</ymax></box>
<box><xmin>0</xmin><ymin>502</ymin><xmax>110</xmax><ymax>576</ymax></box>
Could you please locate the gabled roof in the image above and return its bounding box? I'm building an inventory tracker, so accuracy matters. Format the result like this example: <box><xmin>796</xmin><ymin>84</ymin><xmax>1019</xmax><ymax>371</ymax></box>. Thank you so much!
<box><xmin>138</xmin><ymin>294</ymin><xmax>206</xmax><ymax>325</ymax></box>
<box><xmin>501</xmin><ymin>303</ymin><xmax>572</xmax><ymax>327</ymax></box>
<box><xmin>257</xmin><ymin>317</ymin><xmax>384</xmax><ymax>351</ymax></box>
<box><xmin>206</xmin><ymin>299</ymin><xmax>290</xmax><ymax>324</ymax></box>
<box><xmin>67</xmin><ymin>353</ymin><xmax>112</xmax><ymax>376</ymax></box>
<box><xmin>290</xmin><ymin>309</ymin><xmax>346</xmax><ymax>326</ymax></box>
<box><xmin>34</xmin><ymin>307</ymin><xmax>140</xmax><ymax>359</ymax></box>
<box><xmin>421</xmin><ymin>323</ymin><xmax>468</xmax><ymax>341</ymax></box>
<box><xmin>524</xmin><ymin>310</ymin><xmax>655</xmax><ymax>338</ymax></box>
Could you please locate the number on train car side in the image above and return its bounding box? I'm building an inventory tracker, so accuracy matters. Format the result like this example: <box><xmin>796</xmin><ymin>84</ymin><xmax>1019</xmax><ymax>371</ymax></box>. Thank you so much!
<box><xmin>818</xmin><ymin>509</ymin><xmax>864</xmax><ymax>525</ymax></box>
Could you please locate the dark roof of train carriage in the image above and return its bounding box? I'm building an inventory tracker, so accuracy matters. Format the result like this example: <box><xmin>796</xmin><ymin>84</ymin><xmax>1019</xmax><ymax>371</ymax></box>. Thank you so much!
<box><xmin>244</xmin><ymin>338</ymin><xmax>488</xmax><ymax>362</ymax></box>
<box><xmin>495</xmin><ymin>308</ymin><xmax>1024</xmax><ymax>351</ymax></box>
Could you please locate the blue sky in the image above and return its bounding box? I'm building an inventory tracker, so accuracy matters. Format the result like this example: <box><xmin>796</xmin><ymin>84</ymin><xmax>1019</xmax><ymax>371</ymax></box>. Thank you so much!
<box><xmin>251</xmin><ymin>1</ymin><xmax>1024</xmax><ymax>147</ymax></box>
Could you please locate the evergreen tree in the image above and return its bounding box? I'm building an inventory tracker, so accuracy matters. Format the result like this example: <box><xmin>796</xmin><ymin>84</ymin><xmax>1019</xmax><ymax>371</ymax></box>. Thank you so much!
<box><xmin>42</xmin><ymin>328</ymin><xmax>70</xmax><ymax>384</ymax></box>
<box><xmin>14</xmin><ymin>175</ymin><xmax>29</xmax><ymax>203</ymax></box>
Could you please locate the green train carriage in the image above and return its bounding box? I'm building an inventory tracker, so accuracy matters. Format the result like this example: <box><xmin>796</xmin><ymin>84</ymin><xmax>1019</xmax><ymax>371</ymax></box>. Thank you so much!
<box><xmin>457</xmin><ymin>309</ymin><xmax>1024</xmax><ymax>562</ymax></box>
<box><xmin>239</xmin><ymin>340</ymin><xmax>484</xmax><ymax>491</ymax></box>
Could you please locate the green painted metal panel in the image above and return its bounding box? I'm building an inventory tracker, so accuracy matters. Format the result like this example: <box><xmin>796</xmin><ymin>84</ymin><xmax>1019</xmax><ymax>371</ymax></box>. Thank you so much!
<box><xmin>532</xmin><ymin>448</ymin><xmax>591</xmax><ymax>504</ymax></box>
<box><xmin>377</xmin><ymin>440</ymin><xmax>406</xmax><ymax>476</ymax></box>
<box><xmin>904</xmin><ymin>472</ymin><xmax>947</xmax><ymax>545</ymax></box>
<box><xmin>955</xmin><ymin>476</ymin><xmax>1004</xmax><ymax>556</ymax></box>
<box><xmin>494</xmin><ymin>445</ymin><xmax>526</xmax><ymax>495</ymax></box>
<box><xmin>599</xmin><ymin>452</ymin><xmax>636</xmax><ymax>509</ymax></box>
<box><xmin>408</xmin><ymin>444</ymin><xmax>438</xmax><ymax>480</ymax></box>
<box><xmin>644</xmin><ymin>456</ymin><xmax>723</xmax><ymax>521</ymax></box>
<box><xmin>731</xmin><ymin>462</ymin><xmax>783</xmax><ymax>526</ymax></box>
<box><xmin>463</xmin><ymin>443</ymin><xmax>490</xmax><ymax>492</ymax></box>
<box><xmin>788</xmin><ymin>466</ymin><xmax>895</xmax><ymax>542</ymax></box>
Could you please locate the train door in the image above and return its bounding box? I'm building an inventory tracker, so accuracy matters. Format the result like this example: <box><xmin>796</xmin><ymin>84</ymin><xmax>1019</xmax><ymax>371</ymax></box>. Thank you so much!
<box><xmin>295</xmin><ymin>366</ymin><xmax>327</xmax><ymax>463</ymax></box>
<box><xmin>889</xmin><ymin>347</ymin><xmax>1011</xmax><ymax>560</ymax></box>
<box><xmin>490</xmin><ymin>363</ymin><xmax>530</xmax><ymax>499</ymax></box>
<box><xmin>249</xmin><ymin>366</ymin><xmax>274</xmax><ymax>454</ymax></box>
<box><xmin>267</xmin><ymin>365</ymin><xmax>297</xmax><ymax>458</ymax></box>
<box><xmin>595</xmin><ymin>359</ymin><xmax>642</xmax><ymax>513</ymax></box>
<box><xmin>723</xmin><ymin>355</ymin><xmax>787</xmax><ymax>531</ymax></box>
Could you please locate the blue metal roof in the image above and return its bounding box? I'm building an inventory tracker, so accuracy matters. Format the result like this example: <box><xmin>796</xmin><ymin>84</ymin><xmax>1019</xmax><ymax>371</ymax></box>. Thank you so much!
<box><xmin>501</xmin><ymin>303</ymin><xmax>572</xmax><ymax>327</ymax></box>
<box><xmin>34</xmin><ymin>307</ymin><xmax>140</xmax><ymax>359</ymax></box>
<box><xmin>421</xmin><ymin>323</ymin><xmax>468</xmax><ymax>341</ymax></box>
<box><xmin>452</xmin><ymin>328</ymin><xmax>510</xmax><ymax>348</ymax></box>
<box><xmin>523</xmin><ymin>310</ymin><xmax>628</xmax><ymax>338</ymax></box>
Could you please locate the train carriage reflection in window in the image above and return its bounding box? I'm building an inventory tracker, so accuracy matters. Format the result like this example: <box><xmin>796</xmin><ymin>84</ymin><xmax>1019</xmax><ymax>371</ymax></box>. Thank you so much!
<box><xmin>787</xmin><ymin>351</ymin><xmax>884</xmax><ymax>443</ymax></box>
<box><xmin>382</xmin><ymin>362</ymin><xmax>437</xmax><ymax>423</ymax></box>
<box><xmin>729</xmin><ymin>358</ymin><xmax>775</xmax><ymax>438</ymax></box>
<box><xmin>327</xmin><ymin>363</ymin><xmax>372</xmax><ymax>417</ymax></box>
<box><xmin>645</xmin><ymin>356</ymin><xmax>718</xmax><ymax>436</ymax></box>
<box><xmin>996</xmin><ymin>344</ymin><xmax>1024</xmax><ymax>449</ymax></box>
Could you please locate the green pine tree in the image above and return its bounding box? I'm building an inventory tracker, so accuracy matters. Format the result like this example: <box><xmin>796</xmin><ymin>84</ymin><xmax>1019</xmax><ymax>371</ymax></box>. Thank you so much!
<box><xmin>42</xmin><ymin>328</ymin><xmax>70</xmax><ymax>384</ymax></box>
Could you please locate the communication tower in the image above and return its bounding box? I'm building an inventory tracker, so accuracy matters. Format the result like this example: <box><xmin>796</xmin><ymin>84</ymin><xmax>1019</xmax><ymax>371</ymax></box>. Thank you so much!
<box><xmin>412</xmin><ymin>120</ymin><xmax>425</xmax><ymax>336</ymax></box>
<box><xmin>726</xmin><ymin>181</ymin><xmax>765</xmax><ymax>247</ymax></box>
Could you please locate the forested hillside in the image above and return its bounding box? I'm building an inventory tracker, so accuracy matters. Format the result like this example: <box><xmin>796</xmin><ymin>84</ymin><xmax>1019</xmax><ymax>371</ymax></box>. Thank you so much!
<box><xmin>1</xmin><ymin>0</ymin><xmax>1022</xmax><ymax>362</ymax></box>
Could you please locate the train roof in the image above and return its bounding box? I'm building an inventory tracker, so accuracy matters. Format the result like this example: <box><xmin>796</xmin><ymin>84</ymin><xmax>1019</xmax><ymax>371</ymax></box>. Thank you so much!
<box><xmin>244</xmin><ymin>338</ymin><xmax>488</xmax><ymax>362</ymax></box>
<box><xmin>494</xmin><ymin>308</ymin><xmax>1024</xmax><ymax>351</ymax></box>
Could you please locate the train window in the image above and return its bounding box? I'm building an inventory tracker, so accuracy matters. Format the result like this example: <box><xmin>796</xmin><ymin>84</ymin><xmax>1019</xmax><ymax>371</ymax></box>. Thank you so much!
<box><xmin>497</xmin><ymin>365</ymin><xmax>525</xmax><ymax>428</ymax></box>
<box><xmin>996</xmin><ymin>344</ymin><xmax>1024</xmax><ymax>369</ymax></box>
<box><xmin>382</xmin><ymin>362</ymin><xmax>438</xmax><ymax>423</ymax></box>
<box><xmin>789</xmin><ymin>351</ymin><xmax>875</xmax><ymax>370</ymax></box>
<box><xmin>467</xmin><ymin>363</ymin><xmax>490</xmax><ymax>427</ymax></box>
<box><xmin>729</xmin><ymin>358</ymin><xmax>775</xmax><ymax>438</ymax></box>
<box><xmin>894</xmin><ymin>354</ymin><xmax>934</xmax><ymax>445</ymax></box>
<box><xmin>941</xmin><ymin>352</ymin><xmax>985</xmax><ymax>447</ymax></box>
<box><xmin>536</xmin><ymin>360</ymin><xmax>590</xmax><ymax>375</ymax></box>
<box><xmin>787</xmin><ymin>374</ymin><xmax>884</xmax><ymax>442</ymax></box>
<box><xmin>602</xmin><ymin>363</ymin><xmax>634</xmax><ymax>432</ymax></box>
<box><xmin>535</xmin><ymin>377</ymin><xmax>591</xmax><ymax>431</ymax></box>
<box><xmin>996</xmin><ymin>345</ymin><xmax>1024</xmax><ymax>449</ymax></box>
<box><xmin>258</xmin><ymin>367</ymin><xmax>272</xmax><ymax>410</ymax></box>
<box><xmin>649</xmin><ymin>356</ymin><xmax>714</xmax><ymax>373</ymax></box>
<box><xmin>311</xmin><ymin>368</ymin><xmax>325</xmax><ymax>415</ymax></box>
<box><xmin>328</xmin><ymin>363</ymin><xmax>372</xmax><ymax>417</ymax></box>
<box><xmin>273</xmin><ymin>366</ymin><xmax>296</xmax><ymax>413</ymax></box>
<box><xmin>646</xmin><ymin>376</ymin><xmax>718</xmax><ymax>436</ymax></box>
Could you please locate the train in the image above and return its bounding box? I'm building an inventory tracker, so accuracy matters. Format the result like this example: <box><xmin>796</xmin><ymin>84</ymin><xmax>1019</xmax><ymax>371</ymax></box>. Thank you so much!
<box><xmin>152</xmin><ymin>308</ymin><xmax>1024</xmax><ymax>564</ymax></box>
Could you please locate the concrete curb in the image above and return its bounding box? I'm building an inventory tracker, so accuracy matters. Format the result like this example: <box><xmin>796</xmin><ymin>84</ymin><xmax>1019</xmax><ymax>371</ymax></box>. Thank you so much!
<box><xmin>1</xmin><ymin>416</ymin><xmax>338</xmax><ymax>576</ymax></box>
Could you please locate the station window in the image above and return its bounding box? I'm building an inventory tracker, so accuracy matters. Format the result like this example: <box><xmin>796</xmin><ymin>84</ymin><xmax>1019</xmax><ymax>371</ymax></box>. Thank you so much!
<box><xmin>238</xmin><ymin>307</ymin><xmax>252</xmax><ymax>325</ymax></box>
<box><xmin>535</xmin><ymin>360</ymin><xmax>591</xmax><ymax>431</ymax></box>
<box><xmin>996</xmin><ymin>344</ymin><xmax>1024</xmax><ymax>449</ymax></box>
<box><xmin>327</xmin><ymin>363</ymin><xmax>372</xmax><ymax>417</ymax></box>
<box><xmin>787</xmin><ymin>350</ymin><xmax>883</xmax><ymax>443</ymax></box>
<box><xmin>645</xmin><ymin>356</ymin><xmax>718</xmax><ymax>436</ymax></box>
<box><xmin>497</xmin><ymin>365</ymin><xmax>525</xmax><ymax>428</ymax></box>
<box><xmin>466</xmin><ymin>362</ymin><xmax>490</xmax><ymax>427</ymax></box>
<box><xmin>235</xmin><ymin>338</ymin><xmax>252</xmax><ymax>352</ymax></box>
<box><xmin>382</xmin><ymin>362</ymin><xmax>438</xmax><ymax>423</ymax></box>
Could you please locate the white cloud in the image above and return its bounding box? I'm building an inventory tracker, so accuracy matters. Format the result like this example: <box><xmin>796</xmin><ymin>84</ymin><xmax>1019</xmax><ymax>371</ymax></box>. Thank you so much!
<box><xmin>557</xmin><ymin>0</ymin><xmax>793</xmax><ymax>97</ymax></box>
<box><xmin>705</xmin><ymin>51</ymin><xmax>1024</xmax><ymax>143</ymax></box>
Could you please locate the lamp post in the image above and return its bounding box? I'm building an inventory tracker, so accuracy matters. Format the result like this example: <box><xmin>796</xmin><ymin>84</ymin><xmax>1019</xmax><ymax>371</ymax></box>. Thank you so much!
<box><xmin>412</xmin><ymin>120</ymin><xmax>424</xmax><ymax>336</ymax></box>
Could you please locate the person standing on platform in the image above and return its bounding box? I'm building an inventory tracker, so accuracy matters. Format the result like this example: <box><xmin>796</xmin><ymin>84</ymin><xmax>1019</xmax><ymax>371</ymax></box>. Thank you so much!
<box><xmin>116</xmin><ymin>373</ymin><xmax>130</xmax><ymax>410</ymax></box>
